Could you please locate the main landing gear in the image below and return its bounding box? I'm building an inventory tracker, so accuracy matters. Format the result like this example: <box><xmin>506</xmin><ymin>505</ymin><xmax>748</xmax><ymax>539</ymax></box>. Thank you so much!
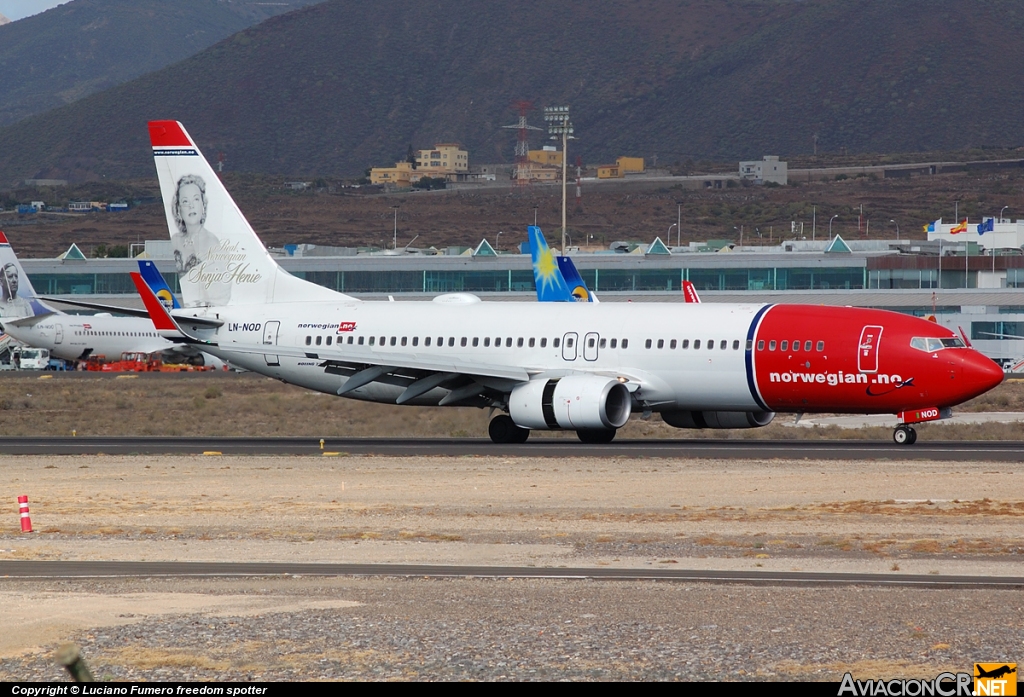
<box><xmin>488</xmin><ymin>414</ymin><xmax>530</xmax><ymax>443</ymax></box>
<box><xmin>893</xmin><ymin>425</ymin><xmax>917</xmax><ymax>445</ymax></box>
<box><xmin>576</xmin><ymin>428</ymin><xmax>617</xmax><ymax>444</ymax></box>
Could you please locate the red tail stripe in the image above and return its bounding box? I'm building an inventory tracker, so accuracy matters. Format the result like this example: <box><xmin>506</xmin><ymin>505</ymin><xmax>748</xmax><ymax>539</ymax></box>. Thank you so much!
<box><xmin>148</xmin><ymin>120</ymin><xmax>192</xmax><ymax>148</ymax></box>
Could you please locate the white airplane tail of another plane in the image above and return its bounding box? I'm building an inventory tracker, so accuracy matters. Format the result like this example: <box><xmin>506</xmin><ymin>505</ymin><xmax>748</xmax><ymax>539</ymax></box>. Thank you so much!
<box><xmin>148</xmin><ymin>121</ymin><xmax>352</xmax><ymax>308</ymax></box>
<box><xmin>0</xmin><ymin>230</ymin><xmax>54</xmax><ymax>320</ymax></box>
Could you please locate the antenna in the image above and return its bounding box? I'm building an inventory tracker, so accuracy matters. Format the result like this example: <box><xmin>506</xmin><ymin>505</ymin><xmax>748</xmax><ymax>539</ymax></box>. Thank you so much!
<box><xmin>502</xmin><ymin>100</ymin><xmax>541</xmax><ymax>188</ymax></box>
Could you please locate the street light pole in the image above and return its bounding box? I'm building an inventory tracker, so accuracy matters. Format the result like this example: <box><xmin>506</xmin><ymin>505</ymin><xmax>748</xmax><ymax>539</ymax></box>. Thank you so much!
<box><xmin>667</xmin><ymin>224</ymin><xmax>677</xmax><ymax>246</ymax></box>
<box><xmin>890</xmin><ymin>218</ymin><xmax>899</xmax><ymax>241</ymax></box>
<box><xmin>390</xmin><ymin>205</ymin><xmax>399</xmax><ymax>250</ymax></box>
<box><xmin>676</xmin><ymin>203</ymin><xmax>681</xmax><ymax>247</ymax></box>
<box><xmin>829</xmin><ymin>215</ymin><xmax>838</xmax><ymax>240</ymax></box>
<box><xmin>545</xmin><ymin>106</ymin><xmax>574</xmax><ymax>252</ymax></box>
<box><xmin>1001</xmin><ymin>205</ymin><xmax>1009</xmax><ymax>223</ymax></box>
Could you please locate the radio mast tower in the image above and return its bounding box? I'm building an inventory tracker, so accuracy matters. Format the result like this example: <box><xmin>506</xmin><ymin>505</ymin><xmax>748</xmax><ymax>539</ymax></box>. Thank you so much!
<box><xmin>502</xmin><ymin>100</ymin><xmax>541</xmax><ymax>188</ymax></box>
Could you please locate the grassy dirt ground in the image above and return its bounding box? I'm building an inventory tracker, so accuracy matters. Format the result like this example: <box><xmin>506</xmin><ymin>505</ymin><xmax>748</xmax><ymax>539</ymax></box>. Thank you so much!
<box><xmin>0</xmin><ymin>371</ymin><xmax>1021</xmax><ymax>439</ymax></box>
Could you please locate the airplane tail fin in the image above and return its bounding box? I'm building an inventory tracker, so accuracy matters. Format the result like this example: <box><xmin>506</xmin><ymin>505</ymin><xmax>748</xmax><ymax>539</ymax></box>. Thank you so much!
<box><xmin>138</xmin><ymin>260</ymin><xmax>180</xmax><ymax>310</ymax></box>
<box><xmin>555</xmin><ymin>256</ymin><xmax>597</xmax><ymax>303</ymax></box>
<box><xmin>0</xmin><ymin>231</ymin><xmax>55</xmax><ymax>319</ymax></box>
<box><xmin>682</xmin><ymin>280</ymin><xmax>701</xmax><ymax>303</ymax></box>
<box><xmin>148</xmin><ymin>121</ymin><xmax>351</xmax><ymax>308</ymax></box>
<box><xmin>527</xmin><ymin>225</ymin><xmax>575</xmax><ymax>302</ymax></box>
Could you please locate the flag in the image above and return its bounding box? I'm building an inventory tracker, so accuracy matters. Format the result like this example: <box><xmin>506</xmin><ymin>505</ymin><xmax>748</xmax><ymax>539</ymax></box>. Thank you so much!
<box><xmin>923</xmin><ymin>218</ymin><xmax>940</xmax><ymax>233</ymax></box>
<box><xmin>977</xmin><ymin>218</ymin><xmax>994</xmax><ymax>235</ymax></box>
<box><xmin>950</xmin><ymin>219</ymin><xmax>968</xmax><ymax>234</ymax></box>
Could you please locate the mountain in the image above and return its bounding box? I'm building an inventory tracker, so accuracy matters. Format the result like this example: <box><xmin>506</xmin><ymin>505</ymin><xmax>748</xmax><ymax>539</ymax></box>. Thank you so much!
<box><xmin>0</xmin><ymin>0</ymin><xmax>324</xmax><ymax>128</ymax></box>
<box><xmin>0</xmin><ymin>13</ymin><xmax>10</xmax><ymax>26</ymax></box>
<box><xmin>1</xmin><ymin>0</ymin><xmax>1023</xmax><ymax>184</ymax></box>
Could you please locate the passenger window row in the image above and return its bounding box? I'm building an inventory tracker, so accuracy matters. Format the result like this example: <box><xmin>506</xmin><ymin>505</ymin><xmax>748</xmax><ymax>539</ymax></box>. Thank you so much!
<box><xmin>756</xmin><ymin>340</ymin><xmax>826</xmax><ymax>352</ymax></box>
<box><xmin>645</xmin><ymin>338</ymin><xmax>743</xmax><ymax>351</ymax></box>
<box><xmin>303</xmin><ymin>335</ymin><xmax>630</xmax><ymax>349</ymax></box>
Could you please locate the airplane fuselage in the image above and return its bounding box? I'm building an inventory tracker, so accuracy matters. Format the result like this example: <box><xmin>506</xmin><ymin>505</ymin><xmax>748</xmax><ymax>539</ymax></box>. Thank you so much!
<box><xmin>178</xmin><ymin>298</ymin><xmax>1003</xmax><ymax>415</ymax></box>
<box><xmin>4</xmin><ymin>315</ymin><xmax>171</xmax><ymax>362</ymax></box>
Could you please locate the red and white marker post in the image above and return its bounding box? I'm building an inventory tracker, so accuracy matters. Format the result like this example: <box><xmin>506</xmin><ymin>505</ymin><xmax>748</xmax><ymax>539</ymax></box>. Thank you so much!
<box><xmin>17</xmin><ymin>495</ymin><xmax>32</xmax><ymax>533</ymax></box>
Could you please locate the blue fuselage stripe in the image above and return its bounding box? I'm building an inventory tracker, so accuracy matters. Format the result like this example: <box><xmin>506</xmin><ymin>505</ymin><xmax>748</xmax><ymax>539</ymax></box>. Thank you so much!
<box><xmin>745</xmin><ymin>305</ymin><xmax>773</xmax><ymax>412</ymax></box>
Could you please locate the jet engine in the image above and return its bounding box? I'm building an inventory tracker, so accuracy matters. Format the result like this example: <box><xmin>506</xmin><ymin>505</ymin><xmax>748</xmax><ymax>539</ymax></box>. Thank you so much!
<box><xmin>509</xmin><ymin>376</ymin><xmax>632</xmax><ymax>430</ymax></box>
<box><xmin>661</xmin><ymin>410</ymin><xmax>775</xmax><ymax>429</ymax></box>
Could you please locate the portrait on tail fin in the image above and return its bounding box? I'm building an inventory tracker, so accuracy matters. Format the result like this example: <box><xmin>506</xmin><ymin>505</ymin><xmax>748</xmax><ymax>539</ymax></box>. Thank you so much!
<box><xmin>170</xmin><ymin>174</ymin><xmax>230</xmax><ymax>306</ymax></box>
<box><xmin>0</xmin><ymin>231</ymin><xmax>51</xmax><ymax>319</ymax></box>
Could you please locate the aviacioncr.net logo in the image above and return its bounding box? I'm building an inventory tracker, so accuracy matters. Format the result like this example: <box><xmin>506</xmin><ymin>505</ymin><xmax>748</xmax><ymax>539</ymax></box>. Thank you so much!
<box><xmin>838</xmin><ymin>672</ymin><xmax>973</xmax><ymax>696</ymax></box>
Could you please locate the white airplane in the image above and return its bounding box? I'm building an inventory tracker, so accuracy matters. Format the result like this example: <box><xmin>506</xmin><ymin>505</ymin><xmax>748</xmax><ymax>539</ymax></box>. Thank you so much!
<box><xmin>133</xmin><ymin>120</ymin><xmax>1002</xmax><ymax>444</ymax></box>
<box><xmin>0</xmin><ymin>233</ymin><xmax>223</xmax><ymax>368</ymax></box>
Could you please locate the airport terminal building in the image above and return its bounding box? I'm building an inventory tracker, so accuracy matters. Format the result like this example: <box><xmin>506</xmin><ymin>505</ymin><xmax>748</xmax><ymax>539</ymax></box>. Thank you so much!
<box><xmin>20</xmin><ymin>234</ymin><xmax>1024</xmax><ymax>369</ymax></box>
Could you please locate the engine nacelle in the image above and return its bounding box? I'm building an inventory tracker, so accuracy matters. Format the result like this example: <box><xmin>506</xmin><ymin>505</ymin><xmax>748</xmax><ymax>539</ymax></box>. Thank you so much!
<box><xmin>509</xmin><ymin>376</ymin><xmax>632</xmax><ymax>430</ymax></box>
<box><xmin>661</xmin><ymin>410</ymin><xmax>775</xmax><ymax>429</ymax></box>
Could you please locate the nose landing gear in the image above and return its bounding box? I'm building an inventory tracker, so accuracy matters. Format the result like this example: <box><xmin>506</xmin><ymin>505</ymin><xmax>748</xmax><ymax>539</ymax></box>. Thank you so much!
<box><xmin>893</xmin><ymin>425</ymin><xmax>917</xmax><ymax>445</ymax></box>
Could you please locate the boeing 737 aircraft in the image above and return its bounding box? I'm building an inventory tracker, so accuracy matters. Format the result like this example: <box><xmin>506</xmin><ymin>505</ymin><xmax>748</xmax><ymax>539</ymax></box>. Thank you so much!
<box><xmin>136</xmin><ymin>120</ymin><xmax>1003</xmax><ymax>444</ymax></box>
<box><xmin>0</xmin><ymin>234</ymin><xmax>222</xmax><ymax>367</ymax></box>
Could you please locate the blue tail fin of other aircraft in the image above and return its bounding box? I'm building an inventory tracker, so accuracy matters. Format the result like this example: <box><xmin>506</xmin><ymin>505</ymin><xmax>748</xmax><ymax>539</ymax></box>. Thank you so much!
<box><xmin>555</xmin><ymin>256</ymin><xmax>594</xmax><ymax>302</ymax></box>
<box><xmin>137</xmin><ymin>260</ymin><xmax>181</xmax><ymax>310</ymax></box>
<box><xmin>527</xmin><ymin>225</ymin><xmax>594</xmax><ymax>302</ymax></box>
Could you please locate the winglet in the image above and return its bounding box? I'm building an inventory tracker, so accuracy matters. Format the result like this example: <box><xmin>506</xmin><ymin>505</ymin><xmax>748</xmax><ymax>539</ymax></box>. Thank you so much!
<box><xmin>682</xmin><ymin>280</ymin><xmax>701</xmax><ymax>303</ymax></box>
<box><xmin>130</xmin><ymin>271</ymin><xmax>180</xmax><ymax>332</ymax></box>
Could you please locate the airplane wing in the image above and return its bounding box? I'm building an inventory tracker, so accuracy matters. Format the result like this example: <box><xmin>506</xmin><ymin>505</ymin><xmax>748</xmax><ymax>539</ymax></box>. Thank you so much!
<box><xmin>38</xmin><ymin>296</ymin><xmax>223</xmax><ymax>328</ymax></box>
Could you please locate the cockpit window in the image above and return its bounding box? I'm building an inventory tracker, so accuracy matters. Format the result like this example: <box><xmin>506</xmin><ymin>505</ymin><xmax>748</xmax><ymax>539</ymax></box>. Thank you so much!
<box><xmin>911</xmin><ymin>336</ymin><xmax>965</xmax><ymax>352</ymax></box>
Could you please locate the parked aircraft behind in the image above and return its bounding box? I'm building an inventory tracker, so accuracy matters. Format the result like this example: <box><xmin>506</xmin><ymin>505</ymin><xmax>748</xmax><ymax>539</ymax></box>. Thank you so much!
<box><xmin>0</xmin><ymin>234</ymin><xmax>222</xmax><ymax>368</ymax></box>
<box><xmin>130</xmin><ymin>120</ymin><xmax>1004</xmax><ymax>445</ymax></box>
<box><xmin>527</xmin><ymin>225</ymin><xmax>596</xmax><ymax>303</ymax></box>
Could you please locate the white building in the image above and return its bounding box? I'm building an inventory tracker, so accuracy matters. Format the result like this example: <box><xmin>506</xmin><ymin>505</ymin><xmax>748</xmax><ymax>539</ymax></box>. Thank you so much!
<box><xmin>739</xmin><ymin>156</ymin><xmax>787</xmax><ymax>185</ymax></box>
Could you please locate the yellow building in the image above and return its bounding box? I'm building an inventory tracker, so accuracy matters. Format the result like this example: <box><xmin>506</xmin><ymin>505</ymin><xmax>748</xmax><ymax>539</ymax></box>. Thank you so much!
<box><xmin>369</xmin><ymin>161</ymin><xmax>415</xmax><ymax>186</ymax></box>
<box><xmin>528</xmin><ymin>147</ymin><xmax>563</xmax><ymax>167</ymax></box>
<box><xmin>597</xmin><ymin>157</ymin><xmax>644</xmax><ymax>179</ymax></box>
<box><xmin>415</xmin><ymin>143</ymin><xmax>468</xmax><ymax>173</ymax></box>
<box><xmin>616</xmin><ymin>156</ymin><xmax>644</xmax><ymax>173</ymax></box>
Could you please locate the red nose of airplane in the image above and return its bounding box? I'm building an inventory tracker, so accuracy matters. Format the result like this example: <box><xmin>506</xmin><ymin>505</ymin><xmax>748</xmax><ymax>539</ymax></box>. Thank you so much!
<box><xmin>956</xmin><ymin>349</ymin><xmax>1004</xmax><ymax>403</ymax></box>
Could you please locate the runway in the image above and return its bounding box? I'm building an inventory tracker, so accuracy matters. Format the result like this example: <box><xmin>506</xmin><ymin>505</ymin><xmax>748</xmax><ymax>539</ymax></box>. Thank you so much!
<box><xmin>2</xmin><ymin>560</ymin><xmax>1022</xmax><ymax>588</ymax></box>
<box><xmin>2</xmin><ymin>435</ymin><xmax>1024</xmax><ymax>459</ymax></box>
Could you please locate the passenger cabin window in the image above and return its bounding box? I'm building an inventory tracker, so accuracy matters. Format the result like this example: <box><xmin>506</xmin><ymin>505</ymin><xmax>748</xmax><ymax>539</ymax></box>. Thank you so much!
<box><xmin>305</xmin><ymin>336</ymin><xmax>311</xmax><ymax>346</ymax></box>
<box><xmin>461</xmin><ymin>337</ymin><xmax>467</xmax><ymax>347</ymax></box>
<box><xmin>816</xmin><ymin>340</ymin><xmax>824</xmax><ymax>351</ymax></box>
<box><xmin>657</xmin><ymin>339</ymin><xmax>664</xmax><ymax>349</ymax></box>
<box><xmin>669</xmin><ymin>339</ymin><xmax>676</xmax><ymax>349</ymax></box>
<box><xmin>517</xmin><ymin>338</ymin><xmax>524</xmax><ymax>348</ymax></box>
<box><xmin>735</xmin><ymin>340</ymin><xmax>742</xmax><ymax>350</ymax></box>
<box><xmin>720</xmin><ymin>340</ymin><xmax>727</xmax><ymax>350</ymax></box>
<box><xmin>694</xmin><ymin>340</ymin><xmax>701</xmax><ymax>349</ymax></box>
<box><xmin>682</xmin><ymin>339</ymin><xmax>689</xmax><ymax>349</ymax></box>
<box><xmin>506</xmin><ymin>337</ymin><xmax>512</xmax><ymax>347</ymax></box>
<box><xmin>792</xmin><ymin>341</ymin><xmax>800</xmax><ymax>352</ymax></box>
<box><xmin>369</xmin><ymin>336</ymin><xmax>375</xmax><ymax>346</ymax></box>
<box><xmin>610</xmin><ymin>339</ymin><xmax>617</xmax><ymax>349</ymax></box>
<box><xmin>529</xmin><ymin>338</ymin><xmax>535</xmax><ymax>348</ymax></box>
<box><xmin>358</xmin><ymin>336</ymin><xmax>365</xmax><ymax>345</ymax></box>
<box><xmin>425</xmin><ymin>337</ymin><xmax>431</xmax><ymax>346</ymax></box>
<box><xmin>484</xmin><ymin>337</ymin><xmax>491</xmax><ymax>347</ymax></box>
<box><xmin>804</xmin><ymin>340</ymin><xmax>812</xmax><ymax>352</ymax></box>
<box><xmin>599</xmin><ymin>338</ymin><xmax>606</xmax><ymax>349</ymax></box>
<box><xmin>707</xmin><ymin>340</ymin><xmax>714</xmax><ymax>350</ymax></box>
<box><xmin>315</xmin><ymin>336</ymin><xmax>322</xmax><ymax>346</ymax></box>
<box><xmin>781</xmin><ymin>340</ymin><xmax>788</xmax><ymax>351</ymax></box>
<box><xmin>472</xmin><ymin>338</ymin><xmax>479</xmax><ymax>347</ymax></box>
<box><xmin>646</xmin><ymin>339</ymin><xmax>653</xmax><ymax>349</ymax></box>
<box><xmin>553</xmin><ymin>338</ymin><xmax>560</xmax><ymax>348</ymax></box>
<box><xmin>622</xmin><ymin>339</ymin><xmax>629</xmax><ymax>349</ymax></box>
<box><xmin>768</xmin><ymin>340</ymin><xmax>776</xmax><ymax>351</ymax></box>
<box><xmin>326</xmin><ymin>336</ymin><xmax>332</xmax><ymax>346</ymax></box>
<box><xmin>449</xmin><ymin>337</ymin><xmax>456</xmax><ymax>347</ymax></box>
<box><xmin>412</xmin><ymin>337</ymin><xmax>418</xmax><ymax>347</ymax></box>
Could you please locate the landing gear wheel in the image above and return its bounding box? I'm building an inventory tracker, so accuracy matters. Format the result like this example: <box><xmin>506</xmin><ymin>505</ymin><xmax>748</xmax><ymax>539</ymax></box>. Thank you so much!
<box><xmin>576</xmin><ymin>428</ymin><xmax>617</xmax><ymax>444</ymax></box>
<box><xmin>488</xmin><ymin>414</ymin><xmax>530</xmax><ymax>444</ymax></box>
<box><xmin>893</xmin><ymin>425</ymin><xmax>916</xmax><ymax>445</ymax></box>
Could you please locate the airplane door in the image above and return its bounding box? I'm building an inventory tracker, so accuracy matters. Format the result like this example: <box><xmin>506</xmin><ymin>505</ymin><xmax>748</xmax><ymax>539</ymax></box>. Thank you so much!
<box><xmin>583</xmin><ymin>332</ymin><xmax>599</xmax><ymax>361</ymax></box>
<box><xmin>54</xmin><ymin>324</ymin><xmax>63</xmax><ymax>345</ymax></box>
<box><xmin>562</xmin><ymin>332</ymin><xmax>578</xmax><ymax>361</ymax></box>
<box><xmin>263</xmin><ymin>320</ymin><xmax>280</xmax><ymax>366</ymax></box>
<box><xmin>858</xmin><ymin>325</ymin><xmax>882</xmax><ymax>373</ymax></box>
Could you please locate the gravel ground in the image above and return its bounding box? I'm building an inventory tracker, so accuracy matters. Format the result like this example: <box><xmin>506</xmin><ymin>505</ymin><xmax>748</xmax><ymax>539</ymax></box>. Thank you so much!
<box><xmin>1</xmin><ymin>576</ymin><xmax>1020</xmax><ymax>681</ymax></box>
<box><xmin>1</xmin><ymin>454</ymin><xmax>1022</xmax><ymax>681</ymax></box>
